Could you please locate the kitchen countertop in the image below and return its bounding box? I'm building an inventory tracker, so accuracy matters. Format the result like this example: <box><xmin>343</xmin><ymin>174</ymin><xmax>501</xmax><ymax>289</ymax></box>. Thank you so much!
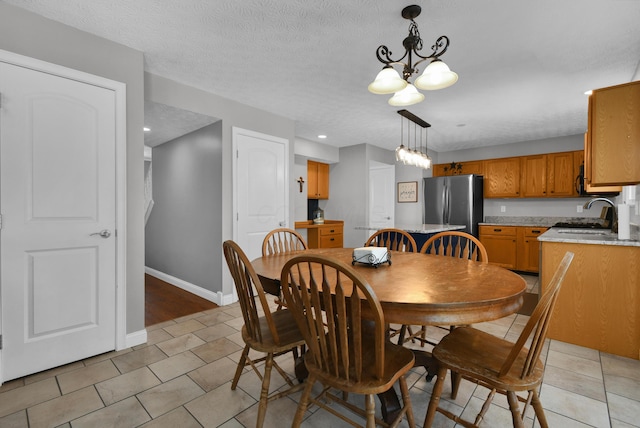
<box><xmin>538</xmin><ymin>227</ymin><xmax>640</xmax><ymax>247</ymax></box>
<box><xmin>355</xmin><ymin>224</ymin><xmax>466</xmax><ymax>234</ymax></box>
<box><xmin>294</xmin><ymin>220</ymin><xmax>343</xmax><ymax>229</ymax></box>
<box><xmin>480</xmin><ymin>216</ymin><xmax>606</xmax><ymax>228</ymax></box>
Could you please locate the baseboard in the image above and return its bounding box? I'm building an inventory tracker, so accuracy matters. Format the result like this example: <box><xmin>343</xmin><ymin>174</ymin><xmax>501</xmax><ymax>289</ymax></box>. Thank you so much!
<box><xmin>124</xmin><ymin>329</ymin><xmax>148</xmax><ymax>349</ymax></box>
<box><xmin>145</xmin><ymin>266</ymin><xmax>235</xmax><ymax>306</ymax></box>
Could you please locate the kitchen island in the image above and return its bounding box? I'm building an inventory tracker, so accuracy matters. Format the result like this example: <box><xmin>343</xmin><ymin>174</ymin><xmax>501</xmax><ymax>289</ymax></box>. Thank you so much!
<box><xmin>538</xmin><ymin>227</ymin><xmax>640</xmax><ymax>359</ymax></box>
<box><xmin>355</xmin><ymin>224</ymin><xmax>465</xmax><ymax>250</ymax></box>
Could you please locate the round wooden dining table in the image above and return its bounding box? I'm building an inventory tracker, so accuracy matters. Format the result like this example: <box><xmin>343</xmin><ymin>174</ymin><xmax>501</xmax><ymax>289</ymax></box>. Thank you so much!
<box><xmin>252</xmin><ymin>247</ymin><xmax>526</xmax><ymax>327</ymax></box>
<box><xmin>252</xmin><ymin>247</ymin><xmax>526</xmax><ymax>423</ymax></box>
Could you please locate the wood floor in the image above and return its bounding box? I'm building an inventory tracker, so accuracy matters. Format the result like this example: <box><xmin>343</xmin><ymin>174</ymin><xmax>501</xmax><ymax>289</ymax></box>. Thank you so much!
<box><xmin>145</xmin><ymin>274</ymin><xmax>218</xmax><ymax>327</ymax></box>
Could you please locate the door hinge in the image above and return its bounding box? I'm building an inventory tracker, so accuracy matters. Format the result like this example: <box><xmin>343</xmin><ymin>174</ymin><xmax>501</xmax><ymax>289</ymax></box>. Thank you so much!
<box><xmin>0</xmin><ymin>213</ymin><xmax>2</xmax><ymax>230</ymax></box>
<box><xmin>0</xmin><ymin>335</ymin><xmax>3</xmax><ymax>350</ymax></box>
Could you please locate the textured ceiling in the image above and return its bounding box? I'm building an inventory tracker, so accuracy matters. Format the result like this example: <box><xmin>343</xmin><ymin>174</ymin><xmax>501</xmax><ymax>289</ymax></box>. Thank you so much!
<box><xmin>6</xmin><ymin>0</ymin><xmax>640</xmax><ymax>152</ymax></box>
<box><xmin>144</xmin><ymin>102</ymin><xmax>218</xmax><ymax>147</ymax></box>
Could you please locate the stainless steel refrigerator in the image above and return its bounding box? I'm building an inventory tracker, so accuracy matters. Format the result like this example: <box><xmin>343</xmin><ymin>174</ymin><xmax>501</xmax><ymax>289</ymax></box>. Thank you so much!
<box><xmin>423</xmin><ymin>174</ymin><xmax>484</xmax><ymax>237</ymax></box>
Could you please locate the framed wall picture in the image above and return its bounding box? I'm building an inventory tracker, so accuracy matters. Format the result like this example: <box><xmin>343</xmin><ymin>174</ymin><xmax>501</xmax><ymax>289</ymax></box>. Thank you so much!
<box><xmin>397</xmin><ymin>181</ymin><xmax>418</xmax><ymax>203</ymax></box>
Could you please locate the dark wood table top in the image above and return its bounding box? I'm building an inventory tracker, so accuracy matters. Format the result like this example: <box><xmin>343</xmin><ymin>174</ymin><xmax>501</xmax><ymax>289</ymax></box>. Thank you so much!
<box><xmin>252</xmin><ymin>248</ymin><xmax>526</xmax><ymax>326</ymax></box>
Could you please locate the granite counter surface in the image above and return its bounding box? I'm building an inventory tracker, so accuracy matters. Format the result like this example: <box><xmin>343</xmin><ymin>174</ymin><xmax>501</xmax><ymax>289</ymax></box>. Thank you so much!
<box><xmin>538</xmin><ymin>227</ymin><xmax>640</xmax><ymax>247</ymax></box>
<box><xmin>480</xmin><ymin>216</ymin><xmax>605</xmax><ymax>228</ymax></box>
<box><xmin>355</xmin><ymin>224</ymin><xmax>466</xmax><ymax>234</ymax></box>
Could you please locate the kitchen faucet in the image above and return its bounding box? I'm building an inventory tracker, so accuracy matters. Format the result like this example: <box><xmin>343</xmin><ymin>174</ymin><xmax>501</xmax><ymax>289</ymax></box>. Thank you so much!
<box><xmin>583</xmin><ymin>197</ymin><xmax>618</xmax><ymax>233</ymax></box>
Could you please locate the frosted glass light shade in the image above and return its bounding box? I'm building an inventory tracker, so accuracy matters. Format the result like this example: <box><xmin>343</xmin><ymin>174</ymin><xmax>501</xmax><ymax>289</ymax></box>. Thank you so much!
<box><xmin>368</xmin><ymin>67</ymin><xmax>407</xmax><ymax>94</ymax></box>
<box><xmin>388</xmin><ymin>83</ymin><xmax>424</xmax><ymax>106</ymax></box>
<box><xmin>395</xmin><ymin>145</ymin><xmax>408</xmax><ymax>162</ymax></box>
<box><xmin>415</xmin><ymin>60</ymin><xmax>458</xmax><ymax>90</ymax></box>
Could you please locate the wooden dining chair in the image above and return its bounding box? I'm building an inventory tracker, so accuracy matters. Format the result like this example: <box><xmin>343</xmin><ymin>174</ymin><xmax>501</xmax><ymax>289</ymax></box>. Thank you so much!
<box><xmin>365</xmin><ymin>229</ymin><xmax>418</xmax><ymax>343</ymax></box>
<box><xmin>419</xmin><ymin>231</ymin><xmax>488</xmax><ymax>262</ymax></box>
<box><xmin>222</xmin><ymin>240</ymin><xmax>306</xmax><ymax>428</ymax></box>
<box><xmin>365</xmin><ymin>228</ymin><xmax>418</xmax><ymax>252</ymax></box>
<box><xmin>423</xmin><ymin>251</ymin><xmax>574</xmax><ymax>428</ymax></box>
<box><xmin>262</xmin><ymin>227</ymin><xmax>308</xmax><ymax>256</ymax></box>
<box><xmin>281</xmin><ymin>254</ymin><xmax>416</xmax><ymax>428</ymax></box>
<box><xmin>262</xmin><ymin>228</ymin><xmax>308</xmax><ymax>309</ymax></box>
<box><xmin>403</xmin><ymin>231</ymin><xmax>489</xmax><ymax>348</ymax></box>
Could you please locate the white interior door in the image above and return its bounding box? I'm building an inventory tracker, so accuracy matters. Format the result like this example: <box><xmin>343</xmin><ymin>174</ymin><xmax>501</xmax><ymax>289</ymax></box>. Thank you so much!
<box><xmin>233</xmin><ymin>127</ymin><xmax>289</xmax><ymax>262</ymax></box>
<box><xmin>369</xmin><ymin>162</ymin><xmax>395</xmax><ymax>229</ymax></box>
<box><xmin>0</xmin><ymin>61</ymin><xmax>117</xmax><ymax>381</ymax></box>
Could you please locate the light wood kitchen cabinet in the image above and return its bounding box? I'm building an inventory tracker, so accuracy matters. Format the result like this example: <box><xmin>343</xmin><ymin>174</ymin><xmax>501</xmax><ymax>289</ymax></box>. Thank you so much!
<box><xmin>541</xmin><ymin>241</ymin><xmax>640</xmax><ymax>359</ymax></box>
<box><xmin>583</xmin><ymin>134</ymin><xmax>623</xmax><ymax>194</ymax></box>
<box><xmin>481</xmin><ymin>225</ymin><xmax>547</xmax><ymax>272</ymax></box>
<box><xmin>547</xmin><ymin>152</ymin><xmax>575</xmax><ymax>196</ymax></box>
<box><xmin>307</xmin><ymin>223</ymin><xmax>343</xmax><ymax>248</ymax></box>
<box><xmin>432</xmin><ymin>164</ymin><xmax>447</xmax><ymax>177</ymax></box>
<box><xmin>588</xmin><ymin>80</ymin><xmax>640</xmax><ymax>186</ymax></box>
<box><xmin>307</xmin><ymin>160</ymin><xmax>330</xmax><ymax>199</ymax></box>
<box><xmin>521</xmin><ymin>155</ymin><xmax>547</xmax><ymax>197</ymax></box>
<box><xmin>479</xmin><ymin>225</ymin><xmax>517</xmax><ymax>269</ymax></box>
<box><xmin>432</xmin><ymin>160</ymin><xmax>483</xmax><ymax>177</ymax></box>
<box><xmin>483</xmin><ymin>157</ymin><xmax>521</xmax><ymax>198</ymax></box>
<box><xmin>516</xmin><ymin>227</ymin><xmax>548</xmax><ymax>272</ymax></box>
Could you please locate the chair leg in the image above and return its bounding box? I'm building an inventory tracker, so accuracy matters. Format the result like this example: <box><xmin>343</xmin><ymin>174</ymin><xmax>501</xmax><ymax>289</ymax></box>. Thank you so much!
<box><xmin>365</xmin><ymin>394</ymin><xmax>376</xmax><ymax>428</ymax></box>
<box><xmin>506</xmin><ymin>391</ymin><xmax>525</xmax><ymax>428</ymax></box>
<box><xmin>232</xmin><ymin>345</ymin><xmax>250</xmax><ymax>390</ymax></box>
<box><xmin>256</xmin><ymin>353</ymin><xmax>274</xmax><ymax>428</ymax></box>
<box><xmin>398</xmin><ymin>376</ymin><xmax>415</xmax><ymax>428</ymax></box>
<box><xmin>423</xmin><ymin>367</ymin><xmax>447</xmax><ymax>428</ymax></box>
<box><xmin>293</xmin><ymin>374</ymin><xmax>315</xmax><ymax>427</ymax></box>
<box><xmin>530</xmin><ymin>389</ymin><xmax>549</xmax><ymax>428</ymax></box>
<box><xmin>450</xmin><ymin>371</ymin><xmax>461</xmax><ymax>399</ymax></box>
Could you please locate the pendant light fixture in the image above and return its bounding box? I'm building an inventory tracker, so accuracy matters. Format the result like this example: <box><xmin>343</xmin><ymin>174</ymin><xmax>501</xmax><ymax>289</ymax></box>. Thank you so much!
<box><xmin>396</xmin><ymin>109</ymin><xmax>432</xmax><ymax>169</ymax></box>
<box><xmin>368</xmin><ymin>5</ymin><xmax>458</xmax><ymax>106</ymax></box>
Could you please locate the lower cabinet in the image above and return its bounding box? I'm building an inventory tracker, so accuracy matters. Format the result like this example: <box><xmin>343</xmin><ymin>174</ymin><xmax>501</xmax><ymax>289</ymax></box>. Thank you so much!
<box><xmin>479</xmin><ymin>225</ymin><xmax>548</xmax><ymax>273</ymax></box>
<box><xmin>478</xmin><ymin>226</ymin><xmax>517</xmax><ymax>269</ymax></box>
<box><xmin>307</xmin><ymin>224</ymin><xmax>343</xmax><ymax>249</ymax></box>
<box><xmin>541</xmin><ymin>241</ymin><xmax>640</xmax><ymax>359</ymax></box>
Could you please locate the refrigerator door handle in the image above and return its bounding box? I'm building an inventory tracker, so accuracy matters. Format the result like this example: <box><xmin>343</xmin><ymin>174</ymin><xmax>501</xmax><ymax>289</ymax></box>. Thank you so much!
<box><xmin>443</xmin><ymin>181</ymin><xmax>450</xmax><ymax>224</ymax></box>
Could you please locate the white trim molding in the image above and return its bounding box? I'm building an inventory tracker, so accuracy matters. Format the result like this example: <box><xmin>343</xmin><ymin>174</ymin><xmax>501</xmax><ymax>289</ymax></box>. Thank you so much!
<box><xmin>145</xmin><ymin>266</ymin><xmax>235</xmax><ymax>306</ymax></box>
<box><xmin>125</xmin><ymin>329</ymin><xmax>148</xmax><ymax>349</ymax></box>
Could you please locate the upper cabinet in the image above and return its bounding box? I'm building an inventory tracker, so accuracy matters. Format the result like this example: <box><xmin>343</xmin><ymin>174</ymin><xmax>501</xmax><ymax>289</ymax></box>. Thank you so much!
<box><xmin>521</xmin><ymin>154</ymin><xmax>547</xmax><ymax>197</ymax></box>
<box><xmin>432</xmin><ymin>160</ymin><xmax>484</xmax><ymax>177</ymax></box>
<box><xmin>547</xmin><ymin>152</ymin><xmax>575</xmax><ymax>196</ymax></box>
<box><xmin>587</xmin><ymin>80</ymin><xmax>640</xmax><ymax>186</ymax></box>
<box><xmin>307</xmin><ymin>160</ymin><xmax>330</xmax><ymax>199</ymax></box>
<box><xmin>483</xmin><ymin>157</ymin><xmax>521</xmax><ymax>198</ymax></box>
<box><xmin>433</xmin><ymin>149</ymin><xmax>591</xmax><ymax>198</ymax></box>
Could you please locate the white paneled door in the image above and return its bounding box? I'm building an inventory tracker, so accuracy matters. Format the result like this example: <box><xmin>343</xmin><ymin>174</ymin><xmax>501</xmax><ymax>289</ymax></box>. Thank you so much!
<box><xmin>233</xmin><ymin>127</ymin><xmax>289</xmax><ymax>263</ymax></box>
<box><xmin>0</xmin><ymin>60</ymin><xmax>118</xmax><ymax>381</ymax></box>
<box><xmin>369</xmin><ymin>162</ymin><xmax>395</xmax><ymax>229</ymax></box>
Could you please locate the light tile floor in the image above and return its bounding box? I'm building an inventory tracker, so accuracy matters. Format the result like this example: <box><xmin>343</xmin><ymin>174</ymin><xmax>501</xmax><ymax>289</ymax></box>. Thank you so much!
<box><xmin>0</xmin><ymin>274</ymin><xmax>639</xmax><ymax>427</ymax></box>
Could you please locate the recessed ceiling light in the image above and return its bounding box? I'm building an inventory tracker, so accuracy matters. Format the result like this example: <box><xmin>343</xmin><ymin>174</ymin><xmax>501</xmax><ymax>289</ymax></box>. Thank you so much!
<box><xmin>318</xmin><ymin>135</ymin><xmax>327</xmax><ymax>139</ymax></box>
<box><xmin>584</xmin><ymin>90</ymin><xmax>593</xmax><ymax>95</ymax></box>
<box><xmin>143</xmin><ymin>127</ymin><xmax>151</xmax><ymax>132</ymax></box>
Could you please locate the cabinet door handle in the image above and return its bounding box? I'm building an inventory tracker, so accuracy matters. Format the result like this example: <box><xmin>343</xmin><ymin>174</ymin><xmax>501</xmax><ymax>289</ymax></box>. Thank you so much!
<box><xmin>494</xmin><ymin>228</ymin><xmax>502</xmax><ymax>232</ymax></box>
<box><xmin>330</xmin><ymin>238</ymin><xmax>334</xmax><ymax>241</ymax></box>
<box><xmin>532</xmin><ymin>230</ymin><xmax>541</xmax><ymax>234</ymax></box>
<box><xmin>330</xmin><ymin>229</ymin><xmax>335</xmax><ymax>233</ymax></box>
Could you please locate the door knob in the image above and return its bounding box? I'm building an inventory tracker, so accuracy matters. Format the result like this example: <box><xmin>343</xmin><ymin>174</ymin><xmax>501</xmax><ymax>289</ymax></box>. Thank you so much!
<box><xmin>90</xmin><ymin>229</ymin><xmax>111</xmax><ymax>238</ymax></box>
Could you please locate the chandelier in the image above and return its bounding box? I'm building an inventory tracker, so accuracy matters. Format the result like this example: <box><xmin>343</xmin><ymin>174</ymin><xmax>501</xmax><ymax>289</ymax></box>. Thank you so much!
<box><xmin>368</xmin><ymin>5</ymin><xmax>458</xmax><ymax>106</ymax></box>
<box><xmin>396</xmin><ymin>109</ymin><xmax>432</xmax><ymax>169</ymax></box>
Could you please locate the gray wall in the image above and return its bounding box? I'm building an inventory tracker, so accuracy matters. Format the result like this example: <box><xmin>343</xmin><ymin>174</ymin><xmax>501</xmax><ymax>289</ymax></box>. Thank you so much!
<box><xmin>145</xmin><ymin>123</ymin><xmax>223</xmax><ymax>292</ymax></box>
<box><xmin>145</xmin><ymin>73</ymin><xmax>296</xmax><ymax>296</ymax></box>
<box><xmin>0</xmin><ymin>3</ymin><xmax>145</xmax><ymax>334</ymax></box>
